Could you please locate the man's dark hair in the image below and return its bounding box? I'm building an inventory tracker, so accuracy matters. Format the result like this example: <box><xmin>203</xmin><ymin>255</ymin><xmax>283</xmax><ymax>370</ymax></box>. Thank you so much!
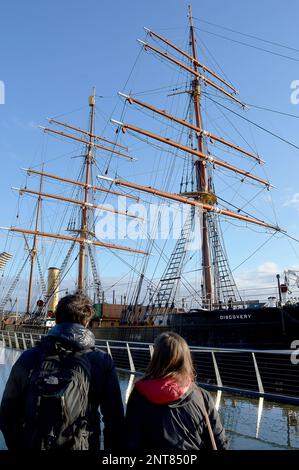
<box><xmin>55</xmin><ymin>293</ymin><xmax>95</xmax><ymax>325</ymax></box>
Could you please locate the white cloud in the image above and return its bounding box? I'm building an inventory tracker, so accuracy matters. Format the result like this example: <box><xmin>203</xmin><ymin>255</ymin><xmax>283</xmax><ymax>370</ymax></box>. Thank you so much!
<box><xmin>284</xmin><ymin>193</ymin><xmax>299</xmax><ymax>211</ymax></box>
<box><xmin>11</xmin><ymin>117</ymin><xmax>37</xmax><ymax>131</ymax></box>
<box><xmin>234</xmin><ymin>261</ymin><xmax>281</xmax><ymax>299</ymax></box>
<box><xmin>262</xmin><ymin>194</ymin><xmax>272</xmax><ymax>203</ymax></box>
<box><xmin>257</xmin><ymin>261</ymin><xmax>280</xmax><ymax>275</ymax></box>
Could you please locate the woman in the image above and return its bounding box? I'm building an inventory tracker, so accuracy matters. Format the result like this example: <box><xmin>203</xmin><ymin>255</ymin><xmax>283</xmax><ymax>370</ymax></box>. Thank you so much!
<box><xmin>125</xmin><ymin>332</ymin><xmax>228</xmax><ymax>450</ymax></box>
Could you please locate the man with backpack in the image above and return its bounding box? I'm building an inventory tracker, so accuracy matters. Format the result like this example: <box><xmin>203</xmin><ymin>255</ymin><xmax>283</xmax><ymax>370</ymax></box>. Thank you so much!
<box><xmin>0</xmin><ymin>293</ymin><xmax>124</xmax><ymax>450</ymax></box>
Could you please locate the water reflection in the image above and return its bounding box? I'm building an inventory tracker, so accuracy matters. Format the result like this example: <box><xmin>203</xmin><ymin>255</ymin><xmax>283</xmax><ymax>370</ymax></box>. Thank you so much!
<box><xmin>125</xmin><ymin>374</ymin><xmax>135</xmax><ymax>405</ymax></box>
<box><xmin>215</xmin><ymin>390</ymin><xmax>222</xmax><ymax>411</ymax></box>
<box><xmin>256</xmin><ymin>397</ymin><xmax>264</xmax><ymax>439</ymax></box>
<box><xmin>0</xmin><ymin>351</ymin><xmax>299</xmax><ymax>450</ymax></box>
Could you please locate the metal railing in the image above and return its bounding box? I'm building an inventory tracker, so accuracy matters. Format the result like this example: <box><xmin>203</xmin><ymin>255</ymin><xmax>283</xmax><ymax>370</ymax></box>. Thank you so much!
<box><xmin>1</xmin><ymin>330</ymin><xmax>299</xmax><ymax>404</ymax></box>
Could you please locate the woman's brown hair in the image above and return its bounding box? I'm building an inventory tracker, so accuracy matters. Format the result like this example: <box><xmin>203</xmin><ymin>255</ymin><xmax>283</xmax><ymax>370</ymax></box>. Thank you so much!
<box><xmin>144</xmin><ymin>332</ymin><xmax>196</xmax><ymax>384</ymax></box>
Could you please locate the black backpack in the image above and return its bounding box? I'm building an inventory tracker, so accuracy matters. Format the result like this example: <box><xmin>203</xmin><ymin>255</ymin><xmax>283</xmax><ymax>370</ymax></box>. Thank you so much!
<box><xmin>24</xmin><ymin>344</ymin><xmax>92</xmax><ymax>450</ymax></box>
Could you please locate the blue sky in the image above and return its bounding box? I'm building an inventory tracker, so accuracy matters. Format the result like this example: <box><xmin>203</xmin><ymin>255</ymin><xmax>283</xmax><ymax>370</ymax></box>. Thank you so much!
<box><xmin>1</xmin><ymin>0</ymin><xmax>299</xmax><ymax>307</ymax></box>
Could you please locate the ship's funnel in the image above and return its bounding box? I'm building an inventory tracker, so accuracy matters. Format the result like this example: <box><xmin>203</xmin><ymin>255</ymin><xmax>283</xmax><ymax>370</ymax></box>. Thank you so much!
<box><xmin>89</xmin><ymin>94</ymin><xmax>95</xmax><ymax>106</ymax></box>
<box><xmin>47</xmin><ymin>267</ymin><xmax>60</xmax><ymax>314</ymax></box>
<box><xmin>280</xmin><ymin>283</ymin><xmax>288</xmax><ymax>304</ymax></box>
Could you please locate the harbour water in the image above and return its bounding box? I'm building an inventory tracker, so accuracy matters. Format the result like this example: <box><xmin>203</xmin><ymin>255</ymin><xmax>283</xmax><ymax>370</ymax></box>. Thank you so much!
<box><xmin>1</xmin><ymin>348</ymin><xmax>299</xmax><ymax>450</ymax></box>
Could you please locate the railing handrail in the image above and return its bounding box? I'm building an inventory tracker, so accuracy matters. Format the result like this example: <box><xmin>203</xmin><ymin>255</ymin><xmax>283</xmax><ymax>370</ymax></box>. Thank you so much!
<box><xmin>94</xmin><ymin>338</ymin><xmax>294</xmax><ymax>355</ymax></box>
<box><xmin>2</xmin><ymin>330</ymin><xmax>296</xmax><ymax>355</ymax></box>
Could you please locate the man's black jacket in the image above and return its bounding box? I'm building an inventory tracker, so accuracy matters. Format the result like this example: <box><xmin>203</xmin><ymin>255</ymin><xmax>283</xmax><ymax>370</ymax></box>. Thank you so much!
<box><xmin>0</xmin><ymin>322</ymin><xmax>124</xmax><ymax>450</ymax></box>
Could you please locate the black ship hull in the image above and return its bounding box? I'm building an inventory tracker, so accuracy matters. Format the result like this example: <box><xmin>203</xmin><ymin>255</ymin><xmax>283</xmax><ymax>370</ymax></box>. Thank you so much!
<box><xmin>3</xmin><ymin>304</ymin><xmax>299</xmax><ymax>348</ymax></box>
<box><xmin>91</xmin><ymin>304</ymin><xmax>299</xmax><ymax>349</ymax></box>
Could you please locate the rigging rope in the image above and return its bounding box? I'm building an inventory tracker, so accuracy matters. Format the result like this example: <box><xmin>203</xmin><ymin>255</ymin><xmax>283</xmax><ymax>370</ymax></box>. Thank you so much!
<box><xmin>194</xmin><ymin>26</ymin><xmax>299</xmax><ymax>64</ymax></box>
<box><xmin>204</xmin><ymin>94</ymin><xmax>299</xmax><ymax>152</ymax></box>
<box><xmin>232</xmin><ymin>232</ymin><xmax>278</xmax><ymax>272</ymax></box>
<box><xmin>193</xmin><ymin>17</ymin><xmax>299</xmax><ymax>54</ymax></box>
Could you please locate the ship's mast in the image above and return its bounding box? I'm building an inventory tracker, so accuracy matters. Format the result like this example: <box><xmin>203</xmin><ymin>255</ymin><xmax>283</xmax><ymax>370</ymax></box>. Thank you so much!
<box><xmin>1</xmin><ymin>91</ymin><xmax>148</xmax><ymax>316</ymax></box>
<box><xmin>2</xmin><ymin>19</ymin><xmax>280</xmax><ymax>316</ymax></box>
<box><xmin>78</xmin><ymin>89</ymin><xmax>96</xmax><ymax>292</ymax></box>
<box><xmin>26</xmin><ymin>171</ymin><xmax>43</xmax><ymax>314</ymax></box>
<box><xmin>188</xmin><ymin>5</ymin><xmax>213</xmax><ymax>307</ymax></box>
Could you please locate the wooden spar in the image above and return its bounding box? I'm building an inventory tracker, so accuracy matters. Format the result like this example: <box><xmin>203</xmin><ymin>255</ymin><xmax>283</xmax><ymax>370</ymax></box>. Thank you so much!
<box><xmin>120</xmin><ymin>93</ymin><xmax>263</xmax><ymax>163</ymax></box>
<box><xmin>48</xmin><ymin>117</ymin><xmax>128</xmax><ymax>151</ymax></box>
<box><xmin>4</xmin><ymin>227</ymin><xmax>148</xmax><ymax>255</ymax></box>
<box><xmin>112</xmin><ymin>120</ymin><xmax>272</xmax><ymax>187</ymax></box>
<box><xmin>22</xmin><ymin>168</ymin><xmax>139</xmax><ymax>202</ymax></box>
<box><xmin>189</xmin><ymin>5</ymin><xmax>212</xmax><ymax>306</ymax></box>
<box><xmin>203</xmin><ymin>131</ymin><xmax>263</xmax><ymax>163</ymax></box>
<box><xmin>138</xmin><ymin>40</ymin><xmax>245</xmax><ymax>108</ymax></box>
<box><xmin>42</xmin><ymin>127</ymin><xmax>134</xmax><ymax>160</ymax></box>
<box><xmin>144</xmin><ymin>27</ymin><xmax>237</xmax><ymax>94</ymax></box>
<box><xmin>78</xmin><ymin>91</ymin><xmax>94</xmax><ymax>291</ymax></box>
<box><xmin>14</xmin><ymin>187</ymin><xmax>142</xmax><ymax>220</ymax></box>
<box><xmin>98</xmin><ymin>176</ymin><xmax>281</xmax><ymax>231</ymax></box>
<box><xmin>26</xmin><ymin>172</ymin><xmax>43</xmax><ymax>314</ymax></box>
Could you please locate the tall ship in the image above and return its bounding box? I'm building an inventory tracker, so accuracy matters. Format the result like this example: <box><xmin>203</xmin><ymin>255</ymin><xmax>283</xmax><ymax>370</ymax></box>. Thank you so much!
<box><xmin>1</xmin><ymin>7</ymin><xmax>299</xmax><ymax>351</ymax></box>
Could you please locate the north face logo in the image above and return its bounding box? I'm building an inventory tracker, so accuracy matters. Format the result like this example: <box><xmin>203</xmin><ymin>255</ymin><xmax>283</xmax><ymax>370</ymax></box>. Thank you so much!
<box><xmin>44</xmin><ymin>376</ymin><xmax>59</xmax><ymax>385</ymax></box>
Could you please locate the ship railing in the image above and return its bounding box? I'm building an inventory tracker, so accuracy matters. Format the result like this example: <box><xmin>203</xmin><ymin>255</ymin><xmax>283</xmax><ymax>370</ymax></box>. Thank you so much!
<box><xmin>0</xmin><ymin>330</ymin><xmax>43</xmax><ymax>350</ymax></box>
<box><xmin>1</xmin><ymin>331</ymin><xmax>299</xmax><ymax>404</ymax></box>
<box><xmin>94</xmin><ymin>340</ymin><xmax>299</xmax><ymax>405</ymax></box>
